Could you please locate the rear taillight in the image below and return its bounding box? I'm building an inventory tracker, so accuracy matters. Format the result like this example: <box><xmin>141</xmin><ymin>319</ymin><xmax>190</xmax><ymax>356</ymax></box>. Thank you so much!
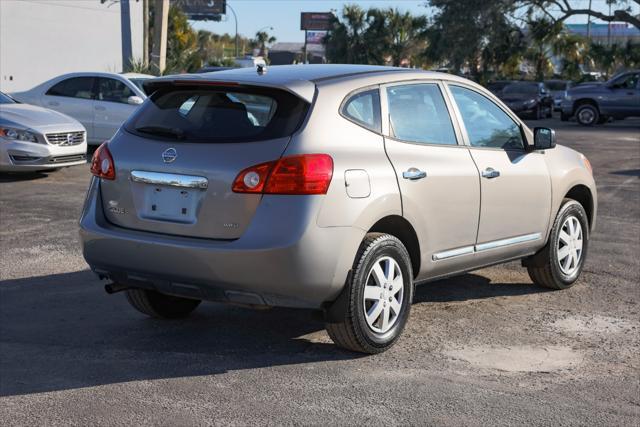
<box><xmin>232</xmin><ymin>154</ymin><xmax>333</xmax><ymax>195</ymax></box>
<box><xmin>90</xmin><ymin>142</ymin><xmax>115</xmax><ymax>180</ymax></box>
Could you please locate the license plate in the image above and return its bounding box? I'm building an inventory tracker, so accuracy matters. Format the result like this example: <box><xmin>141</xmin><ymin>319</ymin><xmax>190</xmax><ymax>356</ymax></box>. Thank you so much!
<box><xmin>140</xmin><ymin>186</ymin><xmax>198</xmax><ymax>223</ymax></box>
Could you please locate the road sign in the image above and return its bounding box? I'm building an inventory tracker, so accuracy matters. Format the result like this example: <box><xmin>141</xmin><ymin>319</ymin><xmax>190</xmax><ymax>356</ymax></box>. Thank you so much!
<box><xmin>300</xmin><ymin>12</ymin><xmax>333</xmax><ymax>31</ymax></box>
<box><xmin>176</xmin><ymin>0</ymin><xmax>226</xmax><ymax>21</ymax></box>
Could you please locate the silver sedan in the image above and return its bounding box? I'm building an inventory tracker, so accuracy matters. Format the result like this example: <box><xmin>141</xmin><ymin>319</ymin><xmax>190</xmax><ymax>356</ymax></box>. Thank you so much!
<box><xmin>0</xmin><ymin>92</ymin><xmax>87</xmax><ymax>172</ymax></box>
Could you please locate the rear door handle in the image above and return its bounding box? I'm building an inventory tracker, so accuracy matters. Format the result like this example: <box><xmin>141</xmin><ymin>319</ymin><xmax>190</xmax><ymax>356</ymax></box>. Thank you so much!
<box><xmin>481</xmin><ymin>167</ymin><xmax>500</xmax><ymax>179</ymax></box>
<box><xmin>402</xmin><ymin>168</ymin><xmax>427</xmax><ymax>180</ymax></box>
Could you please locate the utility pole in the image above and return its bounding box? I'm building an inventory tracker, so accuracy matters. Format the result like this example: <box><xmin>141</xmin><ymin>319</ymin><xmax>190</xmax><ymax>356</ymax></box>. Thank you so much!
<box><xmin>143</xmin><ymin>0</ymin><xmax>149</xmax><ymax>67</ymax></box>
<box><xmin>151</xmin><ymin>0</ymin><xmax>169</xmax><ymax>75</ymax></box>
<box><xmin>120</xmin><ymin>0</ymin><xmax>132</xmax><ymax>71</ymax></box>
<box><xmin>607</xmin><ymin>1</ymin><xmax>612</xmax><ymax>46</ymax></box>
<box><xmin>586</xmin><ymin>0</ymin><xmax>593</xmax><ymax>40</ymax></box>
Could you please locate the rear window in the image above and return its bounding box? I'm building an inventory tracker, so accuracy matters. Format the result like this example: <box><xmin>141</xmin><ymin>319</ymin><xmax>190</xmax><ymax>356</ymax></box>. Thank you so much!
<box><xmin>125</xmin><ymin>85</ymin><xmax>309</xmax><ymax>142</ymax></box>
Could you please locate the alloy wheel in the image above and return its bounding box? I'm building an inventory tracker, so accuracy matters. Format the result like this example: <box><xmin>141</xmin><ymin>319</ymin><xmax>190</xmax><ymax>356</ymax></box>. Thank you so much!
<box><xmin>362</xmin><ymin>256</ymin><xmax>404</xmax><ymax>334</ymax></box>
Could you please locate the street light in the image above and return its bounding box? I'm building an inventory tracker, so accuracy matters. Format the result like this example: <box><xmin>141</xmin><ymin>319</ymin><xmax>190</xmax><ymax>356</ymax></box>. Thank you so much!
<box><xmin>226</xmin><ymin>2</ymin><xmax>239</xmax><ymax>58</ymax></box>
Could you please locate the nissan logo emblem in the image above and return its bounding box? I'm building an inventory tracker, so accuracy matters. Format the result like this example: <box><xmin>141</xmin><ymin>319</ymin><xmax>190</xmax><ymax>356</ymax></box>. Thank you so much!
<box><xmin>162</xmin><ymin>148</ymin><xmax>177</xmax><ymax>163</ymax></box>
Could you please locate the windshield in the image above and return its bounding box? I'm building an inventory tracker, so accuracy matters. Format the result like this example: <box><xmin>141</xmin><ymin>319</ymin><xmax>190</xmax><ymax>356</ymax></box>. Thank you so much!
<box><xmin>125</xmin><ymin>85</ymin><xmax>309</xmax><ymax>142</ymax></box>
<box><xmin>545</xmin><ymin>81</ymin><xmax>567</xmax><ymax>91</ymax></box>
<box><xmin>503</xmin><ymin>83</ymin><xmax>539</xmax><ymax>95</ymax></box>
<box><xmin>0</xmin><ymin>92</ymin><xmax>16</xmax><ymax>104</ymax></box>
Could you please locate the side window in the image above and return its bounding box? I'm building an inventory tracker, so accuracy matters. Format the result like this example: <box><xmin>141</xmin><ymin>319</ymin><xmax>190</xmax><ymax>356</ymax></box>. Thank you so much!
<box><xmin>450</xmin><ymin>85</ymin><xmax>524</xmax><ymax>150</ymax></box>
<box><xmin>341</xmin><ymin>89</ymin><xmax>381</xmax><ymax>133</ymax></box>
<box><xmin>97</xmin><ymin>78</ymin><xmax>135</xmax><ymax>104</ymax></box>
<box><xmin>46</xmin><ymin>77</ymin><xmax>95</xmax><ymax>99</ymax></box>
<box><xmin>386</xmin><ymin>83</ymin><xmax>457</xmax><ymax>145</ymax></box>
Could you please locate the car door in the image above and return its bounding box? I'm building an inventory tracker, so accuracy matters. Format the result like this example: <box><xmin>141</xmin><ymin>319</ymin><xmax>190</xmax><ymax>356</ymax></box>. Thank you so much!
<box><xmin>381</xmin><ymin>81</ymin><xmax>481</xmax><ymax>279</ymax></box>
<box><xmin>94</xmin><ymin>77</ymin><xmax>139</xmax><ymax>141</ymax></box>
<box><xmin>43</xmin><ymin>76</ymin><xmax>96</xmax><ymax>139</ymax></box>
<box><xmin>447</xmin><ymin>84</ymin><xmax>551</xmax><ymax>263</ymax></box>
<box><xmin>602</xmin><ymin>72</ymin><xmax>640</xmax><ymax>116</ymax></box>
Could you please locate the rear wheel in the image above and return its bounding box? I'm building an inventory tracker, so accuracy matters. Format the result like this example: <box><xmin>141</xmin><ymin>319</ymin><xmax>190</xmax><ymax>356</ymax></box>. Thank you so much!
<box><xmin>326</xmin><ymin>233</ymin><xmax>414</xmax><ymax>354</ymax></box>
<box><xmin>126</xmin><ymin>288</ymin><xmax>201</xmax><ymax>318</ymax></box>
<box><xmin>560</xmin><ymin>112</ymin><xmax>570</xmax><ymax>122</ymax></box>
<box><xmin>533</xmin><ymin>106</ymin><xmax>542</xmax><ymax>120</ymax></box>
<box><xmin>526</xmin><ymin>199</ymin><xmax>589</xmax><ymax>290</ymax></box>
<box><xmin>575</xmin><ymin>104</ymin><xmax>599</xmax><ymax>126</ymax></box>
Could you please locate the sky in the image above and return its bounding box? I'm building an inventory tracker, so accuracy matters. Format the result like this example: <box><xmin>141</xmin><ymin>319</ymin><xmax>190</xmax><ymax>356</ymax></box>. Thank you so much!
<box><xmin>190</xmin><ymin>0</ymin><xmax>640</xmax><ymax>45</ymax></box>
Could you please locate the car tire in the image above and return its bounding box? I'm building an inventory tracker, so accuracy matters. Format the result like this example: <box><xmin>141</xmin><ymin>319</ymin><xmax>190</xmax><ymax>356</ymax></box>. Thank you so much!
<box><xmin>546</xmin><ymin>107</ymin><xmax>553</xmax><ymax>118</ymax></box>
<box><xmin>526</xmin><ymin>199</ymin><xmax>589</xmax><ymax>290</ymax></box>
<box><xmin>575</xmin><ymin>104</ymin><xmax>599</xmax><ymax>126</ymax></box>
<box><xmin>125</xmin><ymin>288</ymin><xmax>201</xmax><ymax>319</ymax></box>
<box><xmin>533</xmin><ymin>106</ymin><xmax>541</xmax><ymax>120</ymax></box>
<box><xmin>560</xmin><ymin>112</ymin><xmax>570</xmax><ymax>122</ymax></box>
<box><xmin>326</xmin><ymin>233</ymin><xmax>414</xmax><ymax>354</ymax></box>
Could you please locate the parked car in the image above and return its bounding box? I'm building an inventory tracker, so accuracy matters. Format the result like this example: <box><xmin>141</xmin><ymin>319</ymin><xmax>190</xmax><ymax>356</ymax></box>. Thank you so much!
<box><xmin>498</xmin><ymin>81</ymin><xmax>553</xmax><ymax>119</ymax></box>
<box><xmin>80</xmin><ymin>65</ymin><xmax>597</xmax><ymax>354</ymax></box>
<box><xmin>485</xmin><ymin>80</ymin><xmax>513</xmax><ymax>95</ymax></box>
<box><xmin>0</xmin><ymin>91</ymin><xmax>86</xmax><ymax>172</ymax></box>
<box><xmin>561</xmin><ymin>70</ymin><xmax>640</xmax><ymax>125</ymax></box>
<box><xmin>11</xmin><ymin>72</ymin><xmax>153</xmax><ymax>144</ymax></box>
<box><xmin>544</xmin><ymin>79</ymin><xmax>573</xmax><ymax>111</ymax></box>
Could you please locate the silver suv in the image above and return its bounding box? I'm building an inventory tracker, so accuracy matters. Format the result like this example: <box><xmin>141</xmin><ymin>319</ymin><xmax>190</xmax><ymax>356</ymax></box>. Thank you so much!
<box><xmin>80</xmin><ymin>65</ymin><xmax>597</xmax><ymax>354</ymax></box>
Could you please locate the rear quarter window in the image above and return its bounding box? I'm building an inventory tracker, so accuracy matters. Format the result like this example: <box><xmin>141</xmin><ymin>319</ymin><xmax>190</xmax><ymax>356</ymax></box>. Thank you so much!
<box><xmin>340</xmin><ymin>89</ymin><xmax>382</xmax><ymax>133</ymax></box>
<box><xmin>125</xmin><ymin>85</ymin><xmax>309</xmax><ymax>143</ymax></box>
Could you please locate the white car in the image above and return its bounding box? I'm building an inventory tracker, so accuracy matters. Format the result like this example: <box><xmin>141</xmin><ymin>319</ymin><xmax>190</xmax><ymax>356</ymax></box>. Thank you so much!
<box><xmin>11</xmin><ymin>72</ymin><xmax>153</xmax><ymax>145</ymax></box>
<box><xmin>0</xmin><ymin>92</ymin><xmax>87</xmax><ymax>172</ymax></box>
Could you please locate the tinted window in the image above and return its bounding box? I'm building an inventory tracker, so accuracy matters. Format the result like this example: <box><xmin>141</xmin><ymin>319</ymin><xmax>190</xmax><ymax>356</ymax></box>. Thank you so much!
<box><xmin>341</xmin><ymin>89</ymin><xmax>381</xmax><ymax>132</ymax></box>
<box><xmin>46</xmin><ymin>77</ymin><xmax>95</xmax><ymax>99</ymax></box>
<box><xmin>387</xmin><ymin>83</ymin><xmax>457</xmax><ymax>145</ymax></box>
<box><xmin>611</xmin><ymin>73</ymin><xmax>639</xmax><ymax>89</ymax></box>
<box><xmin>125</xmin><ymin>85</ymin><xmax>308</xmax><ymax>142</ymax></box>
<box><xmin>503</xmin><ymin>83</ymin><xmax>539</xmax><ymax>95</ymax></box>
<box><xmin>98</xmin><ymin>78</ymin><xmax>135</xmax><ymax>104</ymax></box>
<box><xmin>545</xmin><ymin>81</ymin><xmax>567</xmax><ymax>91</ymax></box>
<box><xmin>450</xmin><ymin>85</ymin><xmax>524</xmax><ymax>150</ymax></box>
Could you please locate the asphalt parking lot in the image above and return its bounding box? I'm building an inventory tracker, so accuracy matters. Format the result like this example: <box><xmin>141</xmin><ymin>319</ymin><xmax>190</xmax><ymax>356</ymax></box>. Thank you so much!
<box><xmin>1</xmin><ymin>118</ymin><xmax>639</xmax><ymax>425</ymax></box>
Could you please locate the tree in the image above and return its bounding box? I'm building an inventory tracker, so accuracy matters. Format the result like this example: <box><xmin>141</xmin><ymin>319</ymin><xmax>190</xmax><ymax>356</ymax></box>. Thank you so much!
<box><xmin>253</xmin><ymin>31</ymin><xmax>276</xmax><ymax>57</ymax></box>
<box><xmin>382</xmin><ymin>9</ymin><xmax>428</xmax><ymax>66</ymax></box>
<box><xmin>524</xmin><ymin>18</ymin><xmax>563</xmax><ymax>80</ymax></box>
<box><xmin>519</xmin><ymin>0</ymin><xmax>640</xmax><ymax>29</ymax></box>
<box><xmin>424</xmin><ymin>0</ymin><xmax>524</xmax><ymax>80</ymax></box>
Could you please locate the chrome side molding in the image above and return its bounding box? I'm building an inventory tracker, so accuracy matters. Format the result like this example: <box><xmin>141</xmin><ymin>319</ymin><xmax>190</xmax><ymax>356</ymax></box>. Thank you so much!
<box><xmin>130</xmin><ymin>170</ymin><xmax>208</xmax><ymax>189</ymax></box>
<box><xmin>432</xmin><ymin>232</ymin><xmax>542</xmax><ymax>261</ymax></box>
<box><xmin>432</xmin><ymin>245</ymin><xmax>474</xmax><ymax>261</ymax></box>
<box><xmin>475</xmin><ymin>232</ymin><xmax>542</xmax><ymax>252</ymax></box>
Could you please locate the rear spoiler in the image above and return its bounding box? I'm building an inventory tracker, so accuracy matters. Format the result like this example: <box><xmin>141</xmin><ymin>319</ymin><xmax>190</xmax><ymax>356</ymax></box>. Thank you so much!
<box><xmin>142</xmin><ymin>77</ymin><xmax>316</xmax><ymax>103</ymax></box>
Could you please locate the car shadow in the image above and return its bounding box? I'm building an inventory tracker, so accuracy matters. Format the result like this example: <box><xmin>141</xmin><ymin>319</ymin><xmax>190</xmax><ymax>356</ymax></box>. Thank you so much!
<box><xmin>0</xmin><ymin>171</ymin><xmax>49</xmax><ymax>182</ymax></box>
<box><xmin>1</xmin><ymin>270</ymin><xmax>545</xmax><ymax>397</ymax></box>
<box><xmin>413</xmin><ymin>273</ymin><xmax>546</xmax><ymax>304</ymax></box>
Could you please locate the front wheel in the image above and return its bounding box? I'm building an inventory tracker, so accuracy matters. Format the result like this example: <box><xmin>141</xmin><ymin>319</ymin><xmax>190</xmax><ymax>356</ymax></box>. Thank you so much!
<box><xmin>326</xmin><ymin>233</ymin><xmax>414</xmax><ymax>354</ymax></box>
<box><xmin>126</xmin><ymin>288</ymin><xmax>201</xmax><ymax>318</ymax></box>
<box><xmin>526</xmin><ymin>199</ymin><xmax>589</xmax><ymax>290</ymax></box>
<box><xmin>575</xmin><ymin>104</ymin><xmax>599</xmax><ymax>126</ymax></box>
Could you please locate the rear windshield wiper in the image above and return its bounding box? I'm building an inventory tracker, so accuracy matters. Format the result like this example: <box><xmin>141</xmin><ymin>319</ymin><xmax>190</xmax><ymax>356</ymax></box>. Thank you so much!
<box><xmin>135</xmin><ymin>125</ymin><xmax>185</xmax><ymax>139</ymax></box>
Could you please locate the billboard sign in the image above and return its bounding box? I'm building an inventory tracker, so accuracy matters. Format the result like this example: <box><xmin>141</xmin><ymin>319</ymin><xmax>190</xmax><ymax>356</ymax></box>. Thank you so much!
<box><xmin>306</xmin><ymin>31</ymin><xmax>327</xmax><ymax>45</ymax></box>
<box><xmin>300</xmin><ymin>12</ymin><xmax>333</xmax><ymax>31</ymax></box>
<box><xmin>176</xmin><ymin>0</ymin><xmax>226</xmax><ymax>20</ymax></box>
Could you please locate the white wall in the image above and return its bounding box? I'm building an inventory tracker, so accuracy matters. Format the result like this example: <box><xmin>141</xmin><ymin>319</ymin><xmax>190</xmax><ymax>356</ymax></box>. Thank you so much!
<box><xmin>0</xmin><ymin>0</ymin><xmax>143</xmax><ymax>92</ymax></box>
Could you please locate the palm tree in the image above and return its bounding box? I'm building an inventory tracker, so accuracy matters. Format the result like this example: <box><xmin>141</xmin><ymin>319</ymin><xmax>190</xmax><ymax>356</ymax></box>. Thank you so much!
<box><xmin>524</xmin><ymin>18</ymin><xmax>563</xmax><ymax>80</ymax></box>
<box><xmin>551</xmin><ymin>31</ymin><xmax>589</xmax><ymax>80</ymax></box>
<box><xmin>254</xmin><ymin>31</ymin><xmax>276</xmax><ymax>57</ymax></box>
<box><xmin>382</xmin><ymin>8</ymin><xmax>428</xmax><ymax>67</ymax></box>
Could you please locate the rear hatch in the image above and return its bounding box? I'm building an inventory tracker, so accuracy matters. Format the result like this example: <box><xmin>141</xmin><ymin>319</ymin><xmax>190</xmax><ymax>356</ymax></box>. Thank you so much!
<box><xmin>99</xmin><ymin>82</ymin><xmax>310</xmax><ymax>239</ymax></box>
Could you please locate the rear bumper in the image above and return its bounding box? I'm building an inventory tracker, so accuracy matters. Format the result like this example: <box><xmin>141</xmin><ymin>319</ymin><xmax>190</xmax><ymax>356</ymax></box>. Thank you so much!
<box><xmin>79</xmin><ymin>177</ymin><xmax>364</xmax><ymax>309</ymax></box>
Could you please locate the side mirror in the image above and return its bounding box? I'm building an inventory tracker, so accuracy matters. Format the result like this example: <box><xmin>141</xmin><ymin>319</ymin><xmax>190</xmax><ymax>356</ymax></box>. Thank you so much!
<box><xmin>127</xmin><ymin>95</ymin><xmax>143</xmax><ymax>105</ymax></box>
<box><xmin>533</xmin><ymin>127</ymin><xmax>556</xmax><ymax>150</ymax></box>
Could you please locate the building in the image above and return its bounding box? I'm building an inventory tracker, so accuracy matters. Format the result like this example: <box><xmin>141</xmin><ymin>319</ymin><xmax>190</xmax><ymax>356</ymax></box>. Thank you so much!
<box><xmin>565</xmin><ymin>23</ymin><xmax>640</xmax><ymax>45</ymax></box>
<box><xmin>0</xmin><ymin>0</ymin><xmax>144</xmax><ymax>93</ymax></box>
